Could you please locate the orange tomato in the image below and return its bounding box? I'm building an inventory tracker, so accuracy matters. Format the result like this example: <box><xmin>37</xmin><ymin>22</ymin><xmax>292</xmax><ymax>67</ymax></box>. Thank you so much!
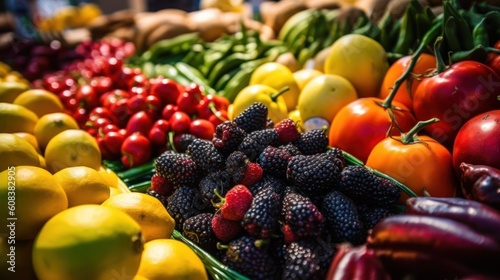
<box><xmin>378</xmin><ymin>53</ymin><xmax>436</xmax><ymax>110</ymax></box>
<box><xmin>366</xmin><ymin>119</ymin><xmax>458</xmax><ymax>202</ymax></box>
<box><xmin>328</xmin><ymin>97</ymin><xmax>417</xmax><ymax>163</ymax></box>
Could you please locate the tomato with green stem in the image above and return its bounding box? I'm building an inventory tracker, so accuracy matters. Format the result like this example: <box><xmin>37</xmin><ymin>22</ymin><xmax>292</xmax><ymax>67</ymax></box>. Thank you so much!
<box><xmin>412</xmin><ymin>37</ymin><xmax>500</xmax><ymax>149</ymax></box>
<box><xmin>378</xmin><ymin>53</ymin><xmax>436</xmax><ymax>111</ymax></box>
<box><xmin>366</xmin><ymin>118</ymin><xmax>458</xmax><ymax>202</ymax></box>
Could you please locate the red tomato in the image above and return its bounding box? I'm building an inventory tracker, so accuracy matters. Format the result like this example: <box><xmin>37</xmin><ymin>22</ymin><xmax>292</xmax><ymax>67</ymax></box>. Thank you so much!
<box><xmin>208</xmin><ymin>110</ymin><xmax>229</xmax><ymax>127</ymax></box>
<box><xmin>413</xmin><ymin>61</ymin><xmax>500</xmax><ymax>149</ymax></box>
<box><xmin>452</xmin><ymin>110</ymin><xmax>500</xmax><ymax>176</ymax></box>
<box><xmin>75</xmin><ymin>84</ymin><xmax>99</xmax><ymax>109</ymax></box>
<box><xmin>150</xmin><ymin>78</ymin><xmax>181</xmax><ymax>105</ymax></box>
<box><xmin>148</xmin><ymin>127</ymin><xmax>168</xmax><ymax>146</ymax></box>
<box><xmin>161</xmin><ymin>104</ymin><xmax>178</xmax><ymax>120</ymax></box>
<box><xmin>366</xmin><ymin>119</ymin><xmax>458</xmax><ymax>202</ymax></box>
<box><xmin>102</xmin><ymin>130</ymin><xmax>126</xmax><ymax>155</ymax></box>
<box><xmin>169</xmin><ymin>111</ymin><xmax>191</xmax><ymax>134</ymax></box>
<box><xmin>127</xmin><ymin>95</ymin><xmax>147</xmax><ymax>114</ymax></box>
<box><xmin>121</xmin><ymin>133</ymin><xmax>152</xmax><ymax>168</ymax></box>
<box><xmin>379</xmin><ymin>53</ymin><xmax>436</xmax><ymax>110</ymax></box>
<box><xmin>125</xmin><ymin>111</ymin><xmax>153</xmax><ymax>136</ymax></box>
<box><xmin>486</xmin><ymin>39</ymin><xmax>500</xmax><ymax>76</ymax></box>
<box><xmin>189</xmin><ymin>119</ymin><xmax>215</xmax><ymax>140</ymax></box>
<box><xmin>329</xmin><ymin>98</ymin><xmax>417</xmax><ymax>163</ymax></box>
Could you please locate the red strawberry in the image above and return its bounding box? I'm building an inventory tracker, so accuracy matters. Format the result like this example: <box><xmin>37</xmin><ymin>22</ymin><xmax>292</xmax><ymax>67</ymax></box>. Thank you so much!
<box><xmin>274</xmin><ymin>118</ymin><xmax>300</xmax><ymax>144</ymax></box>
<box><xmin>282</xmin><ymin>224</ymin><xmax>298</xmax><ymax>244</ymax></box>
<box><xmin>219</xmin><ymin>184</ymin><xmax>253</xmax><ymax>221</ymax></box>
<box><xmin>150</xmin><ymin>173</ymin><xmax>174</xmax><ymax>196</ymax></box>
<box><xmin>211</xmin><ymin>212</ymin><xmax>243</xmax><ymax>242</ymax></box>
<box><xmin>241</xmin><ymin>162</ymin><xmax>263</xmax><ymax>186</ymax></box>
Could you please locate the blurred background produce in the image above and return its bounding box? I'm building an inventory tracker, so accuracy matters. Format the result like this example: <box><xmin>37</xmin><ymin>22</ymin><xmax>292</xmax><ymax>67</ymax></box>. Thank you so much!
<box><xmin>1</xmin><ymin>0</ymin><xmax>500</xmax><ymax>279</ymax></box>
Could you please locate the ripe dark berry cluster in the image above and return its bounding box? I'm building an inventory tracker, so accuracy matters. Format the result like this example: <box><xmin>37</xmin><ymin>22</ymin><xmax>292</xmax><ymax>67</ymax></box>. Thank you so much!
<box><xmin>147</xmin><ymin>102</ymin><xmax>403</xmax><ymax>279</ymax></box>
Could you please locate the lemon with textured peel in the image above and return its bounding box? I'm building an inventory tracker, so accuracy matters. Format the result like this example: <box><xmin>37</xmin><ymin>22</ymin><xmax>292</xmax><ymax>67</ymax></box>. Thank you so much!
<box><xmin>297</xmin><ymin>74</ymin><xmax>357</xmax><ymax>126</ymax></box>
<box><xmin>0</xmin><ymin>81</ymin><xmax>30</xmax><ymax>103</ymax></box>
<box><xmin>136</xmin><ymin>239</ymin><xmax>208</xmax><ymax>280</ymax></box>
<box><xmin>13</xmin><ymin>132</ymin><xmax>41</xmax><ymax>153</ymax></box>
<box><xmin>44</xmin><ymin>129</ymin><xmax>101</xmax><ymax>173</ymax></box>
<box><xmin>0</xmin><ymin>166</ymin><xmax>67</xmax><ymax>240</ymax></box>
<box><xmin>13</xmin><ymin>89</ymin><xmax>64</xmax><ymax>117</ymax></box>
<box><xmin>0</xmin><ymin>133</ymin><xmax>41</xmax><ymax>172</ymax></box>
<box><xmin>32</xmin><ymin>205</ymin><xmax>144</xmax><ymax>280</ymax></box>
<box><xmin>293</xmin><ymin>68</ymin><xmax>323</xmax><ymax>91</ymax></box>
<box><xmin>324</xmin><ymin>34</ymin><xmax>389</xmax><ymax>98</ymax></box>
<box><xmin>102</xmin><ymin>192</ymin><xmax>175</xmax><ymax>242</ymax></box>
<box><xmin>0</xmin><ymin>102</ymin><xmax>39</xmax><ymax>133</ymax></box>
<box><xmin>54</xmin><ymin>166</ymin><xmax>110</xmax><ymax>207</ymax></box>
<box><xmin>34</xmin><ymin>112</ymin><xmax>79</xmax><ymax>151</ymax></box>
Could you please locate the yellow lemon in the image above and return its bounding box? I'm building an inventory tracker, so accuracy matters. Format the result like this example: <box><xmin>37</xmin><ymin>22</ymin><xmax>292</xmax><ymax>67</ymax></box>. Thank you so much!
<box><xmin>250</xmin><ymin>62</ymin><xmax>301</xmax><ymax>111</ymax></box>
<box><xmin>0</xmin><ymin>133</ymin><xmax>40</xmax><ymax>172</ymax></box>
<box><xmin>0</xmin><ymin>102</ymin><xmax>39</xmax><ymax>133</ymax></box>
<box><xmin>293</xmin><ymin>68</ymin><xmax>323</xmax><ymax>92</ymax></box>
<box><xmin>297</xmin><ymin>74</ymin><xmax>358</xmax><ymax>126</ymax></box>
<box><xmin>0</xmin><ymin>61</ymin><xmax>11</xmax><ymax>76</ymax></box>
<box><xmin>0</xmin><ymin>81</ymin><xmax>30</xmax><ymax>103</ymax></box>
<box><xmin>12</xmin><ymin>132</ymin><xmax>41</xmax><ymax>154</ymax></box>
<box><xmin>34</xmin><ymin>112</ymin><xmax>79</xmax><ymax>151</ymax></box>
<box><xmin>44</xmin><ymin>129</ymin><xmax>101</xmax><ymax>174</ymax></box>
<box><xmin>324</xmin><ymin>34</ymin><xmax>389</xmax><ymax>98</ymax></box>
<box><xmin>0</xmin><ymin>166</ymin><xmax>68</xmax><ymax>240</ymax></box>
<box><xmin>102</xmin><ymin>192</ymin><xmax>175</xmax><ymax>242</ymax></box>
<box><xmin>136</xmin><ymin>239</ymin><xmax>208</xmax><ymax>280</ymax></box>
<box><xmin>13</xmin><ymin>89</ymin><xmax>64</xmax><ymax>118</ymax></box>
<box><xmin>98</xmin><ymin>167</ymin><xmax>120</xmax><ymax>189</ymax></box>
<box><xmin>32</xmin><ymin>205</ymin><xmax>144</xmax><ymax>280</ymax></box>
<box><xmin>53</xmin><ymin>166</ymin><xmax>110</xmax><ymax>207</ymax></box>
<box><xmin>0</xmin><ymin>237</ymin><xmax>36</xmax><ymax>279</ymax></box>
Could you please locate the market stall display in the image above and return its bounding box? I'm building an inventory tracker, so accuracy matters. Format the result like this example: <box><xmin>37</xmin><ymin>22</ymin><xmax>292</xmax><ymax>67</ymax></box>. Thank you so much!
<box><xmin>1</xmin><ymin>0</ymin><xmax>500</xmax><ymax>279</ymax></box>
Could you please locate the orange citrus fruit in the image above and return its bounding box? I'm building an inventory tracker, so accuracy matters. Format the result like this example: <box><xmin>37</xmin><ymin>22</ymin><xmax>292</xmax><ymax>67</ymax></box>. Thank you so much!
<box><xmin>34</xmin><ymin>112</ymin><xmax>79</xmax><ymax>151</ymax></box>
<box><xmin>13</xmin><ymin>89</ymin><xmax>64</xmax><ymax>117</ymax></box>
<box><xmin>44</xmin><ymin>129</ymin><xmax>101</xmax><ymax>173</ymax></box>
<box><xmin>53</xmin><ymin>166</ymin><xmax>110</xmax><ymax>207</ymax></box>
<box><xmin>0</xmin><ymin>133</ymin><xmax>40</xmax><ymax>172</ymax></box>
<box><xmin>0</xmin><ymin>166</ymin><xmax>68</xmax><ymax>240</ymax></box>
<box><xmin>102</xmin><ymin>192</ymin><xmax>175</xmax><ymax>242</ymax></box>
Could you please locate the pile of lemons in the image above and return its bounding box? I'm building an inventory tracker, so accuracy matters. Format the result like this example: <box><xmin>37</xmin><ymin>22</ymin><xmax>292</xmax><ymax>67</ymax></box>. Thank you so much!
<box><xmin>0</xmin><ymin>62</ymin><xmax>207</xmax><ymax>280</ymax></box>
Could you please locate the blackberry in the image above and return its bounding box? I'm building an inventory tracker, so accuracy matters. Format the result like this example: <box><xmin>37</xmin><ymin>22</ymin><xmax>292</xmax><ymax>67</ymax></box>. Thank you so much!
<box><xmin>322</xmin><ymin>190</ymin><xmax>366</xmax><ymax>245</ymax></box>
<box><xmin>212</xmin><ymin>121</ymin><xmax>247</xmax><ymax>156</ymax></box>
<box><xmin>175</xmin><ymin>133</ymin><xmax>197</xmax><ymax>153</ymax></box>
<box><xmin>282</xmin><ymin>240</ymin><xmax>335</xmax><ymax>280</ymax></box>
<box><xmin>266</xmin><ymin>117</ymin><xmax>274</xmax><ymax>128</ymax></box>
<box><xmin>155</xmin><ymin>151</ymin><xmax>200</xmax><ymax>188</ymax></box>
<box><xmin>225</xmin><ymin>151</ymin><xmax>249</xmax><ymax>183</ymax></box>
<box><xmin>146</xmin><ymin>189</ymin><xmax>168</xmax><ymax>208</ymax></box>
<box><xmin>238</xmin><ymin>128</ymin><xmax>279</xmax><ymax>161</ymax></box>
<box><xmin>187</xmin><ymin>138</ymin><xmax>225</xmax><ymax>175</ymax></box>
<box><xmin>183</xmin><ymin>213</ymin><xmax>218</xmax><ymax>252</ymax></box>
<box><xmin>166</xmin><ymin>186</ymin><xmax>204</xmax><ymax>230</ymax></box>
<box><xmin>292</xmin><ymin>129</ymin><xmax>328</xmax><ymax>155</ymax></box>
<box><xmin>199</xmin><ymin>170</ymin><xmax>233</xmax><ymax>205</ymax></box>
<box><xmin>269</xmin><ymin>235</ymin><xmax>286</xmax><ymax>277</ymax></box>
<box><xmin>242</xmin><ymin>187</ymin><xmax>281</xmax><ymax>239</ymax></box>
<box><xmin>279</xmin><ymin>143</ymin><xmax>302</xmax><ymax>156</ymax></box>
<box><xmin>257</xmin><ymin>146</ymin><xmax>292</xmax><ymax>179</ymax></box>
<box><xmin>248</xmin><ymin>174</ymin><xmax>287</xmax><ymax>197</ymax></box>
<box><xmin>339</xmin><ymin>165</ymin><xmax>401</xmax><ymax>207</ymax></box>
<box><xmin>233</xmin><ymin>102</ymin><xmax>268</xmax><ymax>133</ymax></box>
<box><xmin>223</xmin><ymin>235</ymin><xmax>277</xmax><ymax>280</ymax></box>
<box><xmin>286</xmin><ymin>154</ymin><xmax>342</xmax><ymax>196</ymax></box>
<box><xmin>281</xmin><ymin>191</ymin><xmax>324</xmax><ymax>242</ymax></box>
<box><xmin>320</xmin><ymin>147</ymin><xmax>346</xmax><ymax>169</ymax></box>
<box><xmin>356</xmin><ymin>204</ymin><xmax>394</xmax><ymax>230</ymax></box>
